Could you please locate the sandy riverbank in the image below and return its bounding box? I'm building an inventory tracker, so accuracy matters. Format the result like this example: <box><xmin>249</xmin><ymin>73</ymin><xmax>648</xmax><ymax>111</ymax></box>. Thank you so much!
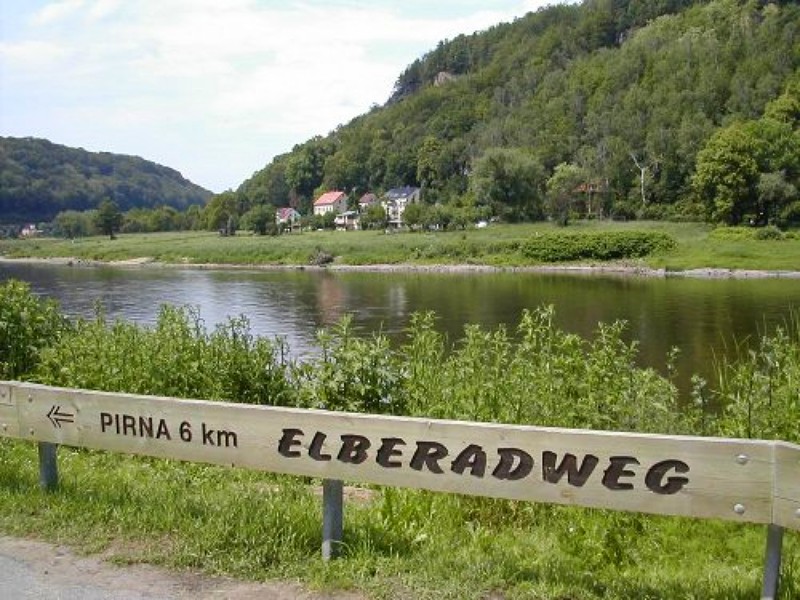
<box><xmin>2</xmin><ymin>255</ymin><xmax>800</xmax><ymax>279</ymax></box>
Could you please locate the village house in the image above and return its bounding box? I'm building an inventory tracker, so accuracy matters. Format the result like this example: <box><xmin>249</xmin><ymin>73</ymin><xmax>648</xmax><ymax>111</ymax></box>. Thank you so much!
<box><xmin>358</xmin><ymin>193</ymin><xmax>378</xmax><ymax>212</ymax></box>
<box><xmin>276</xmin><ymin>207</ymin><xmax>301</xmax><ymax>230</ymax></box>
<box><xmin>20</xmin><ymin>224</ymin><xmax>40</xmax><ymax>238</ymax></box>
<box><xmin>313</xmin><ymin>191</ymin><xmax>347</xmax><ymax>216</ymax></box>
<box><xmin>382</xmin><ymin>186</ymin><xmax>421</xmax><ymax>228</ymax></box>
<box><xmin>334</xmin><ymin>210</ymin><xmax>360</xmax><ymax>230</ymax></box>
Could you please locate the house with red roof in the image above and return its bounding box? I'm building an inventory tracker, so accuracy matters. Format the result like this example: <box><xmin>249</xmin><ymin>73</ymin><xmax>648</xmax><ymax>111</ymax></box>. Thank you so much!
<box><xmin>276</xmin><ymin>207</ymin><xmax>301</xmax><ymax>226</ymax></box>
<box><xmin>313</xmin><ymin>191</ymin><xmax>347</xmax><ymax>216</ymax></box>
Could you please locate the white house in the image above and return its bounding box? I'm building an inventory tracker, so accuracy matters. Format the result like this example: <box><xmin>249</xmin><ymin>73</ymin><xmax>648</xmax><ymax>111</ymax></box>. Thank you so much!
<box><xmin>313</xmin><ymin>191</ymin><xmax>347</xmax><ymax>216</ymax></box>
<box><xmin>382</xmin><ymin>186</ymin><xmax>421</xmax><ymax>227</ymax></box>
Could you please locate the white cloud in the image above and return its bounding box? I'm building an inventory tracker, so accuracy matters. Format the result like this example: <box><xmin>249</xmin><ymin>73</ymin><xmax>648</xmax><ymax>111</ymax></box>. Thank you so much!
<box><xmin>1</xmin><ymin>0</ymin><xmax>575</xmax><ymax>192</ymax></box>
<box><xmin>31</xmin><ymin>0</ymin><xmax>86</xmax><ymax>25</ymax></box>
<box><xmin>0</xmin><ymin>39</ymin><xmax>68</xmax><ymax>68</ymax></box>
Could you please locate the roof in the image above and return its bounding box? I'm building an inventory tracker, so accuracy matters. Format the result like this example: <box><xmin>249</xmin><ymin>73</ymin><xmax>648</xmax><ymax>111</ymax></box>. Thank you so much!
<box><xmin>359</xmin><ymin>193</ymin><xmax>377</xmax><ymax>205</ymax></box>
<box><xmin>314</xmin><ymin>191</ymin><xmax>346</xmax><ymax>206</ymax></box>
<box><xmin>276</xmin><ymin>207</ymin><xmax>299</xmax><ymax>219</ymax></box>
<box><xmin>385</xmin><ymin>186</ymin><xmax>420</xmax><ymax>200</ymax></box>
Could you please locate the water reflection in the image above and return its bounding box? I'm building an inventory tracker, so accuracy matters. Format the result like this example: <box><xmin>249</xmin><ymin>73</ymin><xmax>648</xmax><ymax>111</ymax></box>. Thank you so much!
<box><xmin>3</xmin><ymin>261</ymin><xmax>800</xmax><ymax>397</ymax></box>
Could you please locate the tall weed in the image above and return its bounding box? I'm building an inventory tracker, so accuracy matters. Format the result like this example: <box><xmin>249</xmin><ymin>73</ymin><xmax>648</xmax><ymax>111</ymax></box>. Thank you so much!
<box><xmin>713</xmin><ymin>319</ymin><xmax>800</xmax><ymax>442</ymax></box>
<box><xmin>0</xmin><ymin>280</ymin><xmax>67</xmax><ymax>378</ymax></box>
<box><xmin>36</xmin><ymin>304</ymin><xmax>294</xmax><ymax>405</ymax></box>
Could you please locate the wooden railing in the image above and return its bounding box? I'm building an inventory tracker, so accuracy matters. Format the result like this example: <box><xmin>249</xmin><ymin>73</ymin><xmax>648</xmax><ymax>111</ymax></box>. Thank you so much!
<box><xmin>1</xmin><ymin>381</ymin><xmax>798</xmax><ymax>598</ymax></box>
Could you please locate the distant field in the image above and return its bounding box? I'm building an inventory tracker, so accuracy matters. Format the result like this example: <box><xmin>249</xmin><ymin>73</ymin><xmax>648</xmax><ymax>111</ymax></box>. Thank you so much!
<box><xmin>2</xmin><ymin>222</ymin><xmax>800</xmax><ymax>272</ymax></box>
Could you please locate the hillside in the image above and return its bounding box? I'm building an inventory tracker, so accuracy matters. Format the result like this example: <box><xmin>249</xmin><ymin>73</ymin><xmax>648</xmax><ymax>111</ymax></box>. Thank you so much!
<box><xmin>235</xmin><ymin>0</ymin><xmax>799</xmax><ymax>225</ymax></box>
<box><xmin>0</xmin><ymin>137</ymin><xmax>212</xmax><ymax>224</ymax></box>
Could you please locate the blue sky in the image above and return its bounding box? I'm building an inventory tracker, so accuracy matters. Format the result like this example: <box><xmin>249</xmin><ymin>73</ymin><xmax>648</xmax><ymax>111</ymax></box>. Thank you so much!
<box><xmin>1</xmin><ymin>1</ymin><xmax>578</xmax><ymax>192</ymax></box>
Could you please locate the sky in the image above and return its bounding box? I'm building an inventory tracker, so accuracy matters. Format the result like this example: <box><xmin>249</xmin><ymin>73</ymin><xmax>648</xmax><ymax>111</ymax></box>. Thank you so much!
<box><xmin>1</xmin><ymin>0</ymin><xmax>577</xmax><ymax>193</ymax></box>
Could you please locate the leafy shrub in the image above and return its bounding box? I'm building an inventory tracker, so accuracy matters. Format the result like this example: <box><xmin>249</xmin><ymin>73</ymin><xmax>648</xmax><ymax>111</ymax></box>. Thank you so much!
<box><xmin>36</xmin><ymin>305</ymin><xmax>294</xmax><ymax>405</ymax></box>
<box><xmin>520</xmin><ymin>231</ymin><xmax>675</xmax><ymax>262</ymax></box>
<box><xmin>398</xmin><ymin>307</ymin><xmax>688</xmax><ymax>434</ymax></box>
<box><xmin>713</xmin><ymin>317</ymin><xmax>800</xmax><ymax>442</ymax></box>
<box><xmin>0</xmin><ymin>280</ymin><xmax>67</xmax><ymax>378</ymax></box>
<box><xmin>610</xmin><ymin>201</ymin><xmax>636</xmax><ymax>221</ymax></box>
<box><xmin>309</xmin><ymin>247</ymin><xmax>334</xmax><ymax>265</ymax></box>
<box><xmin>707</xmin><ymin>226</ymin><xmax>755</xmax><ymax>241</ymax></box>
<box><xmin>668</xmin><ymin>200</ymin><xmax>707</xmax><ymax>222</ymax></box>
<box><xmin>293</xmin><ymin>316</ymin><xmax>404</xmax><ymax>414</ymax></box>
<box><xmin>754</xmin><ymin>225</ymin><xmax>785</xmax><ymax>240</ymax></box>
<box><xmin>710</xmin><ymin>225</ymin><xmax>786</xmax><ymax>241</ymax></box>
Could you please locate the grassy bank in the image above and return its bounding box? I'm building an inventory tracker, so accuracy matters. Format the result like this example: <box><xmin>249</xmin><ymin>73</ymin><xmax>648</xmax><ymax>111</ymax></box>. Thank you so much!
<box><xmin>1</xmin><ymin>281</ymin><xmax>799</xmax><ymax>598</ymax></box>
<box><xmin>2</xmin><ymin>222</ymin><xmax>800</xmax><ymax>272</ymax></box>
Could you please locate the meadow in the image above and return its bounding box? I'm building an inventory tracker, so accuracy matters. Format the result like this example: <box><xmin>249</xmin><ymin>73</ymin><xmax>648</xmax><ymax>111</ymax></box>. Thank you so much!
<box><xmin>2</xmin><ymin>221</ymin><xmax>800</xmax><ymax>272</ymax></box>
<box><xmin>0</xmin><ymin>280</ymin><xmax>798</xmax><ymax>598</ymax></box>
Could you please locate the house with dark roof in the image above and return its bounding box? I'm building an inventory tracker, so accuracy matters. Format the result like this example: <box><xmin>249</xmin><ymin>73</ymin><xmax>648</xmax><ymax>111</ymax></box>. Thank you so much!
<box><xmin>382</xmin><ymin>186</ymin><xmax>421</xmax><ymax>227</ymax></box>
<box><xmin>358</xmin><ymin>193</ymin><xmax>378</xmax><ymax>212</ymax></box>
<box><xmin>313</xmin><ymin>191</ymin><xmax>347</xmax><ymax>216</ymax></box>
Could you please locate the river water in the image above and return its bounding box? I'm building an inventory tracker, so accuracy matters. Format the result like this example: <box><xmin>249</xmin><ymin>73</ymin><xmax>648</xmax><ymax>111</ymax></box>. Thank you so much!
<box><xmin>3</xmin><ymin>261</ymin><xmax>800</xmax><ymax>396</ymax></box>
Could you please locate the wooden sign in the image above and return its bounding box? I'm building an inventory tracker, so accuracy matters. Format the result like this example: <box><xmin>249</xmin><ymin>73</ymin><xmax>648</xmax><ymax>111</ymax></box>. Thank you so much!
<box><xmin>1</xmin><ymin>381</ymin><xmax>799</xmax><ymax>530</ymax></box>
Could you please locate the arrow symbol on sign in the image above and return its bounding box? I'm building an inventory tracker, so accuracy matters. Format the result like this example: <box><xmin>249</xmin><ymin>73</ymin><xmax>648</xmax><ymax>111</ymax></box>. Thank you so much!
<box><xmin>47</xmin><ymin>405</ymin><xmax>74</xmax><ymax>428</ymax></box>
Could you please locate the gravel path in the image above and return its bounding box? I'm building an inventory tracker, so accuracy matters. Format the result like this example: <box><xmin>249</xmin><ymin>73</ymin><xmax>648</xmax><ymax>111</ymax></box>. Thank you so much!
<box><xmin>0</xmin><ymin>536</ymin><xmax>363</xmax><ymax>600</ymax></box>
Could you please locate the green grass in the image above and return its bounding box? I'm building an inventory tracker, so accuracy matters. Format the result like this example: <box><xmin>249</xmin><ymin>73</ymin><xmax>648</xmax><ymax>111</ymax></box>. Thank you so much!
<box><xmin>6</xmin><ymin>221</ymin><xmax>799</xmax><ymax>271</ymax></box>
<box><xmin>1</xmin><ymin>440</ymin><xmax>795</xmax><ymax>599</ymax></box>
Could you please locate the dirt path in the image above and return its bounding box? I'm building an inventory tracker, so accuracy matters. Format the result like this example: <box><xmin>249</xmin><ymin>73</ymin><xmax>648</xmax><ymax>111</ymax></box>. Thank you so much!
<box><xmin>0</xmin><ymin>536</ymin><xmax>363</xmax><ymax>600</ymax></box>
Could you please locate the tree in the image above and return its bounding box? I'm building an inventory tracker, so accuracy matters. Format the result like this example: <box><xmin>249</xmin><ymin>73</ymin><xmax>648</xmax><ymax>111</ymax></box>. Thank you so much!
<box><xmin>241</xmin><ymin>204</ymin><xmax>276</xmax><ymax>235</ymax></box>
<box><xmin>94</xmin><ymin>199</ymin><xmax>123</xmax><ymax>239</ymax></box>
<box><xmin>416</xmin><ymin>135</ymin><xmax>446</xmax><ymax>190</ymax></box>
<box><xmin>360</xmin><ymin>204</ymin><xmax>387</xmax><ymax>230</ymax></box>
<box><xmin>546</xmin><ymin>163</ymin><xmax>589</xmax><ymax>226</ymax></box>
<box><xmin>54</xmin><ymin>210</ymin><xmax>94</xmax><ymax>238</ymax></box>
<box><xmin>203</xmin><ymin>191</ymin><xmax>239</xmax><ymax>232</ymax></box>
<box><xmin>402</xmin><ymin>202</ymin><xmax>425</xmax><ymax>230</ymax></box>
<box><xmin>693</xmin><ymin>118</ymin><xmax>799</xmax><ymax>225</ymax></box>
<box><xmin>758</xmin><ymin>172</ymin><xmax>797</xmax><ymax>225</ymax></box>
<box><xmin>470</xmin><ymin>148</ymin><xmax>546</xmax><ymax>222</ymax></box>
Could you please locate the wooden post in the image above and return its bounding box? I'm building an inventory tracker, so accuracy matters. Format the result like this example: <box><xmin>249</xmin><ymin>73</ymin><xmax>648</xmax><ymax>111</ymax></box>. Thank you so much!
<box><xmin>37</xmin><ymin>442</ymin><xmax>58</xmax><ymax>491</ymax></box>
<box><xmin>322</xmin><ymin>479</ymin><xmax>343</xmax><ymax>560</ymax></box>
<box><xmin>761</xmin><ymin>523</ymin><xmax>784</xmax><ymax>600</ymax></box>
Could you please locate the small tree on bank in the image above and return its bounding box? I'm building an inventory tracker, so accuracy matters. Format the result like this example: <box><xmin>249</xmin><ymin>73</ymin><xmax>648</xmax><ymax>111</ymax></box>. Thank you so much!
<box><xmin>94</xmin><ymin>199</ymin><xmax>123</xmax><ymax>240</ymax></box>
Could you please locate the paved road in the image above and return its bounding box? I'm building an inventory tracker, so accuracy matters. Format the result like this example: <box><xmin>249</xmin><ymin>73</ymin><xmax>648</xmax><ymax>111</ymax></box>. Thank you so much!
<box><xmin>0</xmin><ymin>536</ymin><xmax>360</xmax><ymax>600</ymax></box>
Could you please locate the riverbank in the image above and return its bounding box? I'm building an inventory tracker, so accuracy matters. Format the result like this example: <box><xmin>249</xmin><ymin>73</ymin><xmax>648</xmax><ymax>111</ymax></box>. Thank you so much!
<box><xmin>2</xmin><ymin>222</ymin><xmax>800</xmax><ymax>275</ymax></box>
<box><xmin>3</xmin><ymin>254</ymin><xmax>800</xmax><ymax>279</ymax></box>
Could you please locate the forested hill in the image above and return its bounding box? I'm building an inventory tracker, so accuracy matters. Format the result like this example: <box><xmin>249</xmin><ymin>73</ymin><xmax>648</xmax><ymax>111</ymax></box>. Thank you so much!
<box><xmin>0</xmin><ymin>137</ymin><xmax>212</xmax><ymax>224</ymax></box>
<box><xmin>236</xmin><ymin>0</ymin><xmax>800</xmax><ymax>225</ymax></box>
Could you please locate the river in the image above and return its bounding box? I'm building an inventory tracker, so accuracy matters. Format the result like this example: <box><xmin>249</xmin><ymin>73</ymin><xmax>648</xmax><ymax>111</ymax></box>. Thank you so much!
<box><xmin>3</xmin><ymin>261</ymin><xmax>800</xmax><ymax>397</ymax></box>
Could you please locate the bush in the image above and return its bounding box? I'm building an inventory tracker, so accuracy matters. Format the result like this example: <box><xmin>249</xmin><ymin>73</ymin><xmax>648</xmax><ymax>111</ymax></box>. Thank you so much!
<box><xmin>610</xmin><ymin>201</ymin><xmax>636</xmax><ymax>221</ymax></box>
<box><xmin>754</xmin><ymin>225</ymin><xmax>785</xmax><ymax>240</ymax></box>
<box><xmin>36</xmin><ymin>305</ymin><xmax>293</xmax><ymax>405</ymax></box>
<box><xmin>0</xmin><ymin>280</ymin><xmax>67</xmax><ymax>379</ymax></box>
<box><xmin>520</xmin><ymin>230</ymin><xmax>676</xmax><ymax>262</ymax></box>
<box><xmin>308</xmin><ymin>247</ymin><xmax>334</xmax><ymax>265</ymax></box>
<box><xmin>708</xmin><ymin>226</ymin><xmax>754</xmax><ymax>241</ymax></box>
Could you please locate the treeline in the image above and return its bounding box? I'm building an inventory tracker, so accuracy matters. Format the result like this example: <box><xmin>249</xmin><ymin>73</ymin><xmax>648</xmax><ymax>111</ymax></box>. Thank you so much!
<box><xmin>0</xmin><ymin>137</ymin><xmax>212</xmax><ymax>224</ymax></box>
<box><xmin>49</xmin><ymin>203</ymin><xmax>206</xmax><ymax>239</ymax></box>
<box><xmin>48</xmin><ymin>200</ymin><xmax>293</xmax><ymax>238</ymax></box>
<box><xmin>231</xmin><ymin>0</ymin><xmax>799</xmax><ymax>228</ymax></box>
